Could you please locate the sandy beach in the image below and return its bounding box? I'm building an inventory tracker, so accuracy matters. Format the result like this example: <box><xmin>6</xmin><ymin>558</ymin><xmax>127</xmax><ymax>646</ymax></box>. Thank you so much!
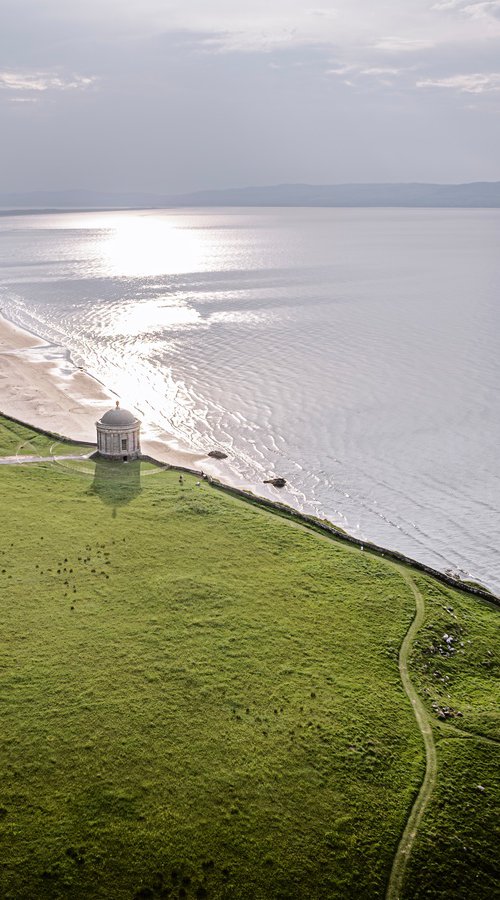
<box><xmin>0</xmin><ymin>312</ymin><xmax>216</xmax><ymax>472</ymax></box>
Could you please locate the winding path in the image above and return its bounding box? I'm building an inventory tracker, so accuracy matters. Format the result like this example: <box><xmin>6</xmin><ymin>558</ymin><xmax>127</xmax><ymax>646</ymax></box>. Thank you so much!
<box><xmin>266</xmin><ymin>516</ymin><xmax>441</xmax><ymax>898</ymax></box>
<box><xmin>385</xmin><ymin>569</ymin><xmax>437</xmax><ymax>900</ymax></box>
<box><xmin>0</xmin><ymin>454</ymin><xmax>89</xmax><ymax>464</ymax></box>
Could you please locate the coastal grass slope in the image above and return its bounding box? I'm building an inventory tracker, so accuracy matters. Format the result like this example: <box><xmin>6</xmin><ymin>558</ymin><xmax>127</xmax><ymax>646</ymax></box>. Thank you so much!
<box><xmin>0</xmin><ymin>423</ymin><xmax>498</xmax><ymax>898</ymax></box>
<box><xmin>0</xmin><ymin>415</ymin><xmax>92</xmax><ymax>458</ymax></box>
<box><xmin>403</xmin><ymin>575</ymin><xmax>499</xmax><ymax>898</ymax></box>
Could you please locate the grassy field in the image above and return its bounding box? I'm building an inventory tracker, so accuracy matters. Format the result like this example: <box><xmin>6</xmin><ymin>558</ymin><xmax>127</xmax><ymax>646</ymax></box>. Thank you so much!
<box><xmin>0</xmin><ymin>421</ymin><xmax>498</xmax><ymax>899</ymax></box>
<box><xmin>403</xmin><ymin>575</ymin><xmax>499</xmax><ymax>897</ymax></box>
<box><xmin>0</xmin><ymin>415</ymin><xmax>92</xmax><ymax>457</ymax></box>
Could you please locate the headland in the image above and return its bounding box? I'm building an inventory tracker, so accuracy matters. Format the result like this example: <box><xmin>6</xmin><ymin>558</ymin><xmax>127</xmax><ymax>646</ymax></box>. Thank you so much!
<box><xmin>0</xmin><ymin>415</ymin><xmax>498</xmax><ymax>898</ymax></box>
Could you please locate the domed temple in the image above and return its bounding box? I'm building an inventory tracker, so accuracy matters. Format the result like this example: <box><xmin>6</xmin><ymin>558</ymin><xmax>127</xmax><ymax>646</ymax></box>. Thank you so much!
<box><xmin>96</xmin><ymin>401</ymin><xmax>141</xmax><ymax>461</ymax></box>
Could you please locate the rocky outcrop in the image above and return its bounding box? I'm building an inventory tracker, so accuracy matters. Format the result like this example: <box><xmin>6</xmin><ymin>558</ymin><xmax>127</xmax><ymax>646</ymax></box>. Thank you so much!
<box><xmin>208</xmin><ymin>450</ymin><xmax>228</xmax><ymax>460</ymax></box>
<box><xmin>264</xmin><ymin>477</ymin><xmax>286</xmax><ymax>488</ymax></box>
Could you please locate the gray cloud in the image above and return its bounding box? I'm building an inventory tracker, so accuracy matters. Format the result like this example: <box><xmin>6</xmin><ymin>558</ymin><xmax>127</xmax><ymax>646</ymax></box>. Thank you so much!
<box><xmin>0</xmin><ymin>1</ymin><xmax>498</xmax><ymax>192</ymax></box>
<box><xmin>0</xmin><ymin>71</ymin><xmax>97</xmax><ymax>92</ymax></box>
<box><xmin>372</xmin><ymin>37</ymin><xmax>437</xmax><ymax>51</ymax></box>
<box><xmin>433</xmin><ymin>0</ymin><xmax>500</xmax><ymax>18</ymax></box>
<box><xmin>417</xmin><ymin>72</ymin><xmax>500</xmax><ymax>92</ymax></box>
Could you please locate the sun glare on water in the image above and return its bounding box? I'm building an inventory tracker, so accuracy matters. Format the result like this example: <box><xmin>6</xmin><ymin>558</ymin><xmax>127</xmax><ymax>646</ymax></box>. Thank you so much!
<box><xmin>100</xmin><ymin>213</ymin><xmax>206</xmax><ymax>277</ymax></box>
<box><xmin>102</xmin><ymin>297</ymin><xmax>201</xmax><ymax>338</ymax></box>
<box><xmin>77</xmin><ymin>213</ymin><xmax>208</xmax><ymax>416</ymax></box>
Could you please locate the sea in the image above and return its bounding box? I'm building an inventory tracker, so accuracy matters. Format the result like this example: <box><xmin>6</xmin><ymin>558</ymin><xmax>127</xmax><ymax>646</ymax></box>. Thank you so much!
<box><xmin>0</xmin><ymin>207</ymin><xmax>499</xmax><ymax>591</ymax></box>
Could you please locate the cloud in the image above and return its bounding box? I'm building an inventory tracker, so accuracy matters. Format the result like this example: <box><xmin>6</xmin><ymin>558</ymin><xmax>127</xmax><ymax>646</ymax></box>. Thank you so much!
<box><xmin>432</xmin><ymin>0</ymin><xmax>500</xmax><ymax>18</ymax></box>
<box><xmin>326</xmin><ymin>63</ymin><xmax>404</xmax><ymax>84</ymax></box>
<box><xmin>306</xmin><ymin>7</ymin><xmax>338</xmax><ymax>17</ymax></box>
<box><xmin>325</xmin><ymin>64</ymin><xmax>358</xmax><ymax>76</ymax></box>
<box><xmin>0</xmin><ymin>70</ymin><xmax>97</xmax><ymax>92</ymax></box>
<box><xmin>431</xmin><ymin>0</ymin><xmax>466</xmax><ymax>9</ymax></box>
<box><xmin>1</xmin><ymin>1</ymin><xmax>500</xmax><ymax>190</ymax></box>
<box><xmin>417</xmin><ymin>72</ymin><xmax>500</xmax><ymax>92</ymax></box>
<box><xmin>191</xmin><ymin>30</ymin><xmax>308</xmax><ymax>54</ymax></box>
<box><xmin>374</xmin><ymin>36</ymin><xmax>436</xmax><ymax>51</ymax></box>
<box><xmin>463</xmin><ymin>1</ymin><xmax>500</xmax><ymax>19</ymax></box>
<box><xmin>360</xmin><ymin>66</ymin><xmax>401</xmax><ymax>75</ymax></box>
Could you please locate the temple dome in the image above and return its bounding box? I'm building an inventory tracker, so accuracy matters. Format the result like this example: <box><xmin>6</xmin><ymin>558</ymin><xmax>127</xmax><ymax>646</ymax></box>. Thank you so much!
<box><xmin>99</xmin><ymin>404</ymin><xmax>138</xmax><ymax>426</ymax></box>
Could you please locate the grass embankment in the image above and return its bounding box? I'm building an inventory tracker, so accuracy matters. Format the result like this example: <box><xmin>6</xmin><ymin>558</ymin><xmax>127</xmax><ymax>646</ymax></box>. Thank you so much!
<box><xmin>0</xmin><ymin>415</ymin><xmax>92</xmax><ymax>457</ymax></box>
<box><xmin>403</xmin><ymin>576</ymin><xmax>499</xmax><ymax>898</ymax></box>
<box><xmin>0</xmin><ymin>421</ymin><xmax>498</xmax><ymax>899</ymax></box>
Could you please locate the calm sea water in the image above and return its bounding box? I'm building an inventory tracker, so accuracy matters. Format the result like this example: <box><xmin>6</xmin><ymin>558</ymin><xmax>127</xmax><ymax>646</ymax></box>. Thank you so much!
<box><xmin>1</xmin><ymin>207</ymin><xmax>499</xmax><ymax>590</ymax></box>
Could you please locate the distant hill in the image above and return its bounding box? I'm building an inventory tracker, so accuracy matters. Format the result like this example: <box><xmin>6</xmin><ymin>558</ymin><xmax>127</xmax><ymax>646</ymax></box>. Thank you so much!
<box><xmin>1</xmin><ymin>182</ymin><xmax>500</xmax><ymax>210</ymax></box>
<box><xmin>162</xmin><ymin>182</ymin><xmax>500</xmax><ymax>208</ymax></box>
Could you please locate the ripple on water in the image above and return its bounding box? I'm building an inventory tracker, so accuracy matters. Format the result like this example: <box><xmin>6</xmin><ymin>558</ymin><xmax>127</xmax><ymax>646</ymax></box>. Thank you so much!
<box><xmin>0</xmin><ymin>207</ymin><xmax>499</xmax><ymax>590</ymax></box>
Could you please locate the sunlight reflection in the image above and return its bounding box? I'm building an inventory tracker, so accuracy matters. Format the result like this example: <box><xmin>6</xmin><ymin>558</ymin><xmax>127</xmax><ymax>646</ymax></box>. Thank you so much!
<box><xmin>102</xmin><ymin>298</ymin><xmax>201</xmax><ymax>337</ymax></box>
<box><xmin>100</xmin><ymin>214</ymin><xmax>205</xmax><ymax>276</ymax></box>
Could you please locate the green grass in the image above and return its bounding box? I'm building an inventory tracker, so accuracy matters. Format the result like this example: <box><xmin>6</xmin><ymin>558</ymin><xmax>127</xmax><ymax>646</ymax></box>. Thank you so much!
<box><xmin>0</xmin><ymin>415</ymin><xmax>93</xmax><ymax>457</ymax></box>
<box><xmin>410</xmin><ymin>575</ymin><xmax>499</xmax><ymax>741</ymax></box>
<box><xmin>402</xmin><ymin>576</ymin><xmax>500</xmax><ymax>896</ymax></box>
<box><xmin>403</xmin><ymin>738</ymin><xmax>499</xmax><ymax>898</ymax></box>
<box><xmin>0</xmin><ymin>439</ymin><xmax>498</xmax><ymax>898</ymax></box>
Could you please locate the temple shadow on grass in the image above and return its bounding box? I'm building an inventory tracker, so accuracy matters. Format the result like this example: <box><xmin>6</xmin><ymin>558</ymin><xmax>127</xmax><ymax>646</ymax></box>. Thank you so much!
<box><xmin>89</xmin><ymin>456</ymin><xmax>142</xmax><ymax>517</ymax></box>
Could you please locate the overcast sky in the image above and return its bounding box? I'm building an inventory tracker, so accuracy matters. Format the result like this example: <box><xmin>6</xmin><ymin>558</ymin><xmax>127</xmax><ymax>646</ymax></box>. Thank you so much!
<box><xmin>1</xmin><ymin>0</ymin><xmax>499</xmax><ymax>193</ymax></box>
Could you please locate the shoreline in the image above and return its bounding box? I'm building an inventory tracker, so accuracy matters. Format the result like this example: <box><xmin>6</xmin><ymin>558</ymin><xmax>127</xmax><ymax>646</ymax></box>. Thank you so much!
<box><xmin>0</xmin><ymin>310</ymin><xmax>230</xmax><ymax>474</ymax></box>
<box><xmin>1</xmin><ymin>311</ymin><xmax>497</xmax><ymax>602</ymax></box>
<box><xmin>0</xmin><ymin>308</ymin><xmax>297</xmax><ymax>493</ymax></box>
<box><xmin>1</xmin><ymin>404</ymin><xmax>498</xmax><ymax>607</ymax></box>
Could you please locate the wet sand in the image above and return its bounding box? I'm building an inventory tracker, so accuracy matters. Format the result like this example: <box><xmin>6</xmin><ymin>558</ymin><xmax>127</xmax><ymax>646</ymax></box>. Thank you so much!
<box><xmin>0</xmin><ymin>310</ymin><xmax>310</xmax><ymax>508</ymax></box>
<box><xmin>0</xmin><ymin>312</ymin><xmax>214</xmax><ymax>471</ymax></box>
